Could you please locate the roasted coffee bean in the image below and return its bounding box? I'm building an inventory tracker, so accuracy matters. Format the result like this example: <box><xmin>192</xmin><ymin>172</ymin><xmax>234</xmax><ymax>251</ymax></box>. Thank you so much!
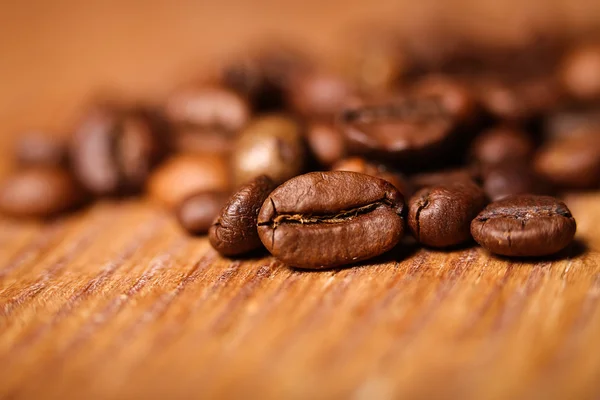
<box><xmin>209</xmin><ymin>175</ymin><xmax>275</xmax><ymax>256</ymax></box>
<box><xmin>231</xmin><ymin>115</ymin><xmax>305</xmax><ymax>186</ymax></box>
<box><xmin>534</xmin><ymin>135</ymin><xmax>600</xmax><ymax>190</ymax></box>
<box><xmin>470</xmin><ymin>127</ymin><xmax>535</xmax><ymax>166</ymax></box>
<box><xmin>219</xmin><ymin>45</ymin><xmax>311</xmax><ymax>111</ymax></box>
<box><xmin>410</xmin><ymin>168</ymin><xmax>477</xmax><ymax>190</ymax></box>
<box><xmin>0</xmin><ymin>167</ymin><xmax>85</xmax><ymax>218</ymax></box>
<box><xmin>148</xmin><ymin>154</ymin><xmax>230</xmax><ymax>208</ymax></box>
<box><xmin>559</xmin><ymin>44</ymin><xmax>600</xmax><ymax>101</ymax></box>
<box><xmin>257</xmin><ymin>171</ymin><xmax>405</xmax><ymax>269</ymax></box>
<box><xmin>176</xmin><ymin>191</ymin><xmax>230</xmax><ymax>235</ymax></box>
<box><xmin>70</xmin><ymin>104</ymin><xmax>168</xmax><ymax>196</ymax></box>
<box><xmin>165</xmin><ymin>86</ymin><xmax>250</xmax><ymax>132</ymax></box>
<box><xmin>408</xmin><ymin>181</ymin><xmax>486</xmax><ymax>247</ymax></box>
<box><xmin>342</xmin><ymin>77</ymin><xmax>475</xmax><ymax>166</ymax></box>
<box><xmin>288</xmin><ymin>71</ymin><xmax>355</xmax><ymax>118</ymax></box>
<box><xmin>332</xmin><ymin>157</ymin><xmax>411</xmax><ymax>196</ymax></box>
<box><xmin>545</xmin><ymin>109</ymin><xmax>600</xmax><ymax>140</ymax></box>
<box><xmin>15</xmin><ymin>132</ymin><xmax>67</xmax><ymax>167</ymax></box>
<box><xmin>471</xmin><ymin>195</ymin><xmax>576</xmax><ymax>257</ymax></box>
<box><xmin>481</xmin><ymin>162</ymin><xmax>546</xmax><ymax>201</ymax></box>
<box><xmin>305</xmin><ymin>121</ymin><xmax>346</xmax><ymax>167</ymax></box>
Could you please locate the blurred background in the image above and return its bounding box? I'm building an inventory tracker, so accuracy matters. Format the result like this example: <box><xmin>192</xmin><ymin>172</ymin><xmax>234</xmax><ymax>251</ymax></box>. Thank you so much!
<box><xmin>1</xmin><ymin>0</ymin><xmax>600</xmax><ymax>147</ymax></box>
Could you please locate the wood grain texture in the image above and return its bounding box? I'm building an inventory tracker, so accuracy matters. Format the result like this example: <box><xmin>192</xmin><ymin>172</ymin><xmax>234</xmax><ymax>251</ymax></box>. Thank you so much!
<box><xmin>0</xmin><ymin>193</ymin><xmax>599</xmax><ymax>400</ymax></box>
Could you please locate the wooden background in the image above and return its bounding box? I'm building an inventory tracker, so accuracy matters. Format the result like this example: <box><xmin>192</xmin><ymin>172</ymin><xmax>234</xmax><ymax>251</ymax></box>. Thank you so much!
<box><xmin>1</xmin><ymin>1</ymin><xmax>600</xmax><ymax>399</ymax></box>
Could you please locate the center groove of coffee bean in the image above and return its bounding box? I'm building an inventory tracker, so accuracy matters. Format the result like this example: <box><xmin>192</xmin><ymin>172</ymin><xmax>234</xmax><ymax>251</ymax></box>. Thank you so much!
<box><xmin>343</xmin><ymin>96</ymin><xmax>448</xmax><ymax>123</ymax></box>
<box><xmin>259</xmin><ymin>201</ymin><xmax>391</xmax><ymax>228</ymax></box>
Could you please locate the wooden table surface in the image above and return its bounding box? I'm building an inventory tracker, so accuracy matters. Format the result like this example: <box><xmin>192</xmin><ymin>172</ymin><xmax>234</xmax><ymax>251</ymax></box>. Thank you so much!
<box><xmin>2</xmin><ymin>2</ymin><xmax>600</xmax><ymax>399</ymax></box>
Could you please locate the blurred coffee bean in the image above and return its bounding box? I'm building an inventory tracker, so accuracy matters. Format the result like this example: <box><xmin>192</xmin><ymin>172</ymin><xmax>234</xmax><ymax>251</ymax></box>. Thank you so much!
<box><xmin>474</xmin><ymin>76</ymin><xmax>562</xmax><ymax>121</ymax></box>
<box><xmin>410</xmin><ymin>168</ymin><xmax>477</xmax><ymax>190</ymax></box>
<box><xmin>14</xmin><ymin>132</ymin><xmax>67</xmax><ymax>167</ymax></box>
<box><xmin>165</xmin><ymin>86</ymin><xmax>250</xmax><ymax>132</ymax></box>
<box><xmin>343</xmin><ymin>28</ymin><xmax>407</xmax><ymax>93</ymax></box>
<box><xmin>481</xmin><ymin>162</ymin><xmax>547</xmax><ymax>201</ymax></box>
<box><xmin>305</xmin><ymin>121</ymin><xmax>346</xmax><ymax>167</ymax></box>
<box><xmin>70</xmin><ymin>104</ymin><xmax>169</xmax><ymax>196</ymax></box>
<box><xmin>0</xmin><ymin>167</ymin><xmax>86</xmax><ymax>219</ymax></box>
<box><xmin>470</xmin><ymin>127</ymin><xmax>535</xmax><ymax>166</ymax></box>
<box><xmin>342</xmin><ymin>77</ymin><xmax>476</xmax><ymax>166</ymax></box>
<box><xmin>172</xmin><ymin>126</ymin><xmax>232</xmax><ymax>155</ymax></box>
<box><xmin>560</xmin><ymin>44</ymin><xmax>600</xmax><ymax>101</ymax></box>
<box><xmin>534</xmin><ymin>134</ymin><xmax>600</xmax><ymax>190</ymax></box>
<box><xmin>332</xmin><ymin>157</ymin><xmax>411</xmax><ymax>196</ymax></box>
<box><xmin>288</xmin><ymin>71</ymin><xmax>355</xmax><ymax>118</ymax></box>
<box><xmin>176</xmin><ymin>191</ymin><xmax>230</xmax><ymax>235</ymax></box>
<box><xmin>545</xmin><ymin>108</ymin><xmax>600</xmax><ymax>140</ymax></box>
<box><xmin>219</xmin><ymin>45</ymin><xmax>311</xmax><ymax>111</ymax></box>
<box><xmin>148</xmin><ymin>153</ymin><xmax>230</xmax><ymax>208</ymax></box>
<box><xmin>209</xmin><ymin>175</ymin><xmax>275</xmax><ymax>256</ymax></box>
<box><xmin>231</xmin><ymin>115</ymin><xmax>305</xmax><ymax>186</ymax></box>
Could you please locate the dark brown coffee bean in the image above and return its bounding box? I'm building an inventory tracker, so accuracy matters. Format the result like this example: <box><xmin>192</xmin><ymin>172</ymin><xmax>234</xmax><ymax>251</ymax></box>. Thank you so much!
<box><xmin>231</xmin><ymin>115</ymin><xmax>305</xmax><ymax>186</ymax></box>
<box><xmin>305</xmin><ymin>121</ymin><xmax>346</xmax><ymax>167</ymax></box>
<box><xmin>534</xmin><ymin>135</ymin><xmax>600</xmax><ymax>190</ymax></box>
<box><xmin>219</xmin><ymin>45</ymin><xmax>311</xmax><ymax>111</ymax></box>
<box><xmin>70</xmin><ymin>105</ymin><xmax>168</xmax><ymax>196</ymax></box>
<box><xmin>288</xmin><ymin>71</ymin><xmax>355</xmax><ymax>118</ymax></box>
<box><xmin>257</xmin><ymin>171</ymin><xmax>405</xmax><ymax>269</ymax></box>
<box><xmin>410</xmin><ymin>168</ymin><xmax>477</xmax><ymax>190</ymax></box>
<box><xmin>148</xmin><ymin>154</ymin><xmax>230</xmax><ymax>208</ymax></box>
<box><xmin>470</xmin><ymin>127</ymin><xmax>535</xmax><ymax>166</ymax></box>
<box><xmin>165</xmin><ymin>86</ymin><xmax>250</xmax><ymax>132</ymax></box>
<box><xmin>332</xmin><ymin>157</ymin><xmax>411</xmax><ymax>196</ymax></box>
<box><xmin>481</xmin><ymin>162</ymin><xmax>547</xmax><ymax>201</ymax></box>
<box><xmin>341</xmin><ymin>78</ymin><xmax>475</xmax><ymax>165</ymax></box>
<box><xmin>0</xmin><ymin>167</ymin><xmax>86</xmax><ymax>218</ymax></box>
<box><xmin>545</xmin><ymin>109</ymin><xmax>600</xmax><ymax>140</ymax></box>
<box><xmin>559</xmin><ymin>44</ymin><xmax>600</xmax><ymax>101</ymax></box>
<box><xmin>176</xmin><ymin>191</ymin><xmax>229</xmax><ymax>235</ymax></box>
<box><xmin>209</xmin><ymin>175</ymin><xmax>275</xmax><ymax>256</ymax></box>
<box><xmin>408</xmin><ymin>181</ymin><xmax>486</xmax><ymax>248</ymax></box>
<box><xmin>471</xmin><ymin>195</ymin><xmax>576</xmax><ymax>257</ymax></box>
<box><xmin>15</xmin><ymin>132</ymin><xmax>67</xmax><ymax>167</ymax></box>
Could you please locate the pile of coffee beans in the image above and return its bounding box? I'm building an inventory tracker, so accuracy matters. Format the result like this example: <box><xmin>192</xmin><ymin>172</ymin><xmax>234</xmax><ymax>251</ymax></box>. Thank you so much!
<box><xmin>4</xmin><ymin>29</ymin><xmax>600</xmax><ymax>269</ymax></box>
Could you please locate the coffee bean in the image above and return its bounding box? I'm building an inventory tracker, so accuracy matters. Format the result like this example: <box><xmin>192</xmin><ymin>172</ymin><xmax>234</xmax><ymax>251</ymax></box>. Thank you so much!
<box><xmin>257</xmin><ymin>171</ymin><xmax>405</xmax><ymax>269</ymax></box>
<box><xmin>410</xmin><ymin>168</ymin><xmax>477</xmax><ymax>190</ymax></box>
<box><xmin>15</xmin><ymin>132</ymin><xmax>67</xmax><ymax>167</ymax></box>
<box><xmin>408</xmin><ymin>181</ymin><xmax>487</xmax><ymax>247</ymax></box>
<box><xmin>559</xmin><ymin>44</ymin><xmax>600</xmax><ymax>101</ymax></box>
<box><xmin>231</xmin><ymin>115</ymin><xmax>305</xmax><ymax>186</ymax></box>
<box><xmin>305</xmin><ymin>121</ymin><xmax>346</xmax><ymax>167</ymax></box>
<box><xmin>0</xmin><ymin>167</ymin><xmax>86</xmax><ymax>218</ymax></box>
<box><xmin>471</xmin><ymin>195</ymin><xmax>576</xmax><ymax>257</ymax></box>
<box><xmin>545</xmin><ymin>109</ymin><xmax>600</xmax><ymax>140</ymax></box>
<box><xmin>342</xmin><ymin>77</ymin><xmax>475</xmax><ymax>166</ymax></box>
<box><xmin>165</xmin><ymin>86</ymin><xmax>250</xmax><ymax>132</ymax></box>
<box><xmin>288</xmin><ymin>71</ymin><xmax>355</xmax><ymax>118</ymax></box>
<box><xmin>70</xmin><ymin>104</ymin><xmax>168</xmax><ymax>196</ymax></box>
<box><xmin>148</xmin><ymin>154</ymin><xmax>230</xmax><ymax>208</ymax></box>
<box><xmin>209</xmin><ymin>175</ymin><xmax>275</xmax><ymax>256</ymax></box>
<box><xmin>219</xmin><ymin>46</ymin><xmax>311</xmax><ymax>111</ymax></box>
<box><xmin>332</xmin><ymin>157</ymin><xmax>411</xmax><ymax>196</ymax></box>
<box><xmin>176</xmin><ymin>191</ymin><xmax>230</xmax><ymax>235</ymax></box>
<box><xmin>470</xmin><ymin>127</ymin><xmax>535</xmax><ymax>166</ymax></box>
<box><xmin>480</xmin><ymin>162</ymin><xmax>547</xmax><ymax>201</ymax></box>
<box><xmin>534</xmin><ymin>135</ymin><xmax>600</xmax><ymax>190</ymax></box>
